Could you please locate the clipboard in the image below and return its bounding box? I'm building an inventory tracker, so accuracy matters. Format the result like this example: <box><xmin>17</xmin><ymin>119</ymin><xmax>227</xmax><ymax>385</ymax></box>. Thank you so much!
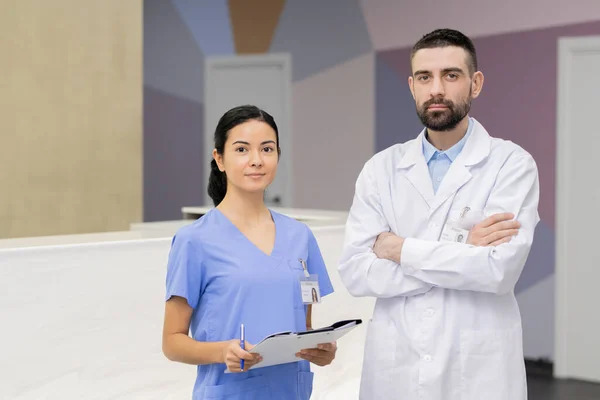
<box><xmin>242</xmin><ymin>319</ymin><xmax>362</xmax><ymax>371</ymax></box>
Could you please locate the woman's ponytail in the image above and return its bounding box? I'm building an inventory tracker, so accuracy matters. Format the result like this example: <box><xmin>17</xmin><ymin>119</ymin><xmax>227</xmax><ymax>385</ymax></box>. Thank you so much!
<box><xmin>207</xmin><ymin>159</ymin><xmax>227</xmax><ymax>206</ymax></box>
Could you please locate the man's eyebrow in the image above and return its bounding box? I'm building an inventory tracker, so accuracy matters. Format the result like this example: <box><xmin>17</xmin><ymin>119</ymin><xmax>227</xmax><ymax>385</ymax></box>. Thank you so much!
<box><xmin>413</xmin><ymin>67</ymin><xmax>465</xmax><ymax>76</ymax></box>
<box><xmin>413</xmin><ymin>69</ymin><xmax>430</xmax><ymax>76</ymax></box>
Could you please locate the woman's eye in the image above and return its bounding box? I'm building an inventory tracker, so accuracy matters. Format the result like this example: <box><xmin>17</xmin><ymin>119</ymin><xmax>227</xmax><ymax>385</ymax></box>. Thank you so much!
<box><xmin>263</xmin><ymin>147</ymin><xmax>275</xmax><ymax>153</ymax></box>
<box><xmin>235</xmin><ymin>147</ymin><xmax>247</xmax><ymax>153</ymax></box>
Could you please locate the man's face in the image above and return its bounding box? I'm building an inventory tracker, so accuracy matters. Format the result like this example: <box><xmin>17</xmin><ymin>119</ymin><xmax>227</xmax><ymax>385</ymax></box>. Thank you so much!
<box><xmin>409</xmin><ymin>46</ymin><xmax>483</xmax><ymax>132</ymax></box>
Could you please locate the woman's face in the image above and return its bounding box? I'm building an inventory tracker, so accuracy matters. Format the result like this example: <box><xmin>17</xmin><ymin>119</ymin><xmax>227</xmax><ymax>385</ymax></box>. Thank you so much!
<box><xmin>213</xmin><ymin>120</ymin><xmax>279</xmax><ymax>197</ymax></box>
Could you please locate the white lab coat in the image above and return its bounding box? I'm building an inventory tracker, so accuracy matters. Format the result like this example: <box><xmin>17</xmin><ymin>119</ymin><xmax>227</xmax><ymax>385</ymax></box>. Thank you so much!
<box><xmin>338</xmin><ymin>119</ymin><xmax>539</xmax><ymax>400</ymax></box>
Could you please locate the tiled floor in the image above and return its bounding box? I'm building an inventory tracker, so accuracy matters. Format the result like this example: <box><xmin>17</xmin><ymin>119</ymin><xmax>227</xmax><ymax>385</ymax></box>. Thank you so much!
<box><xmin>529</xmin><ymin>375</ymin><xmax>600</xmax><ymax>399</ymax></box>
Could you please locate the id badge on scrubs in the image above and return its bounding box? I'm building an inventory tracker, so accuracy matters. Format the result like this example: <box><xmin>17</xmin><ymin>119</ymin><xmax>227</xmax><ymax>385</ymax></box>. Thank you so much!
<box><xmin>298</xmin><ymin>259</ymin><xmax>321</xmax><ymax>304</ymax></box>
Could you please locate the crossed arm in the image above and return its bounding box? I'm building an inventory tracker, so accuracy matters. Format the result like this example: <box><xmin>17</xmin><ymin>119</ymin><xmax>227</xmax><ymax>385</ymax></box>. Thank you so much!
<box><xmin>337</xmin><ymin>154</ymin><xmax>540</xmax><ymax>297</ymax></box>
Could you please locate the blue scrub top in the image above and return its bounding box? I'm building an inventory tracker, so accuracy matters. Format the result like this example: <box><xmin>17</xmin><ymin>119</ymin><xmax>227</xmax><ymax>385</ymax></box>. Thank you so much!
<box><xmin>165</xmin><ymin>208</ymin><xmax>334</xmax><ymax>400</ymax></box>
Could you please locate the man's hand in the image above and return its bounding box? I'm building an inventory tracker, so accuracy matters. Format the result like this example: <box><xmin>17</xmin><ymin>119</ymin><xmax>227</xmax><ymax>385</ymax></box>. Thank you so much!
<box><xmin>296</xmin><ymin>342</ymin><xmax>337</xmax><ymax>367</ymax></box>
<box><xmin>373</xmin><ymin>232</ymin><xmax>404</xmax><ymax>263</ymax></box>
<box><xmin>468</xmin><ymin>213</ymin><xmax>521</xmax><ymax>247</ymax></box>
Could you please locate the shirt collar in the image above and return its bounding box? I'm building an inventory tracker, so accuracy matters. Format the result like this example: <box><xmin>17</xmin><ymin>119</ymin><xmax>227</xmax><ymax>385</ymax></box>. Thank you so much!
<box><xmin>422</xmin><ymin>117</ymin><xmax>474</xmax><ymax>163</ymax></box>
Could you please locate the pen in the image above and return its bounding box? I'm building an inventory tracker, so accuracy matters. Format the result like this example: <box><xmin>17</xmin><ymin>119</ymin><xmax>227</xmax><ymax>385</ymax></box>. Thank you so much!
<box><xmin>240</xmin><ymin>323</ymin><xmax>245</xmax><ymax>371</ymax></box>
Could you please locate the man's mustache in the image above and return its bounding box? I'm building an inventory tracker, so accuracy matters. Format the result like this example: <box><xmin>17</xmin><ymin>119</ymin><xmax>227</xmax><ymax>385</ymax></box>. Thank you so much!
<box><xmin>423</xmin><ymin>98</ymin><xmax>454</xmax><ymax>108</ymax></box>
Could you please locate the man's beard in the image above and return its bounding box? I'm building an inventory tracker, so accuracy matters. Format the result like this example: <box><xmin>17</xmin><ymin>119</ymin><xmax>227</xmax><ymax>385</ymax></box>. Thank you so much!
<box><xmin>416</xmin><ymin>93</ymin><xmax>471</xmax><ymax>132</ymax></box>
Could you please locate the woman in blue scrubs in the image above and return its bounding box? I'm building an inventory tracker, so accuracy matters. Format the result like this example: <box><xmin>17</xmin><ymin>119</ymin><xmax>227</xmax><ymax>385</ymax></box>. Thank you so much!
<box><xmin>162</xmin><ymin>105</ymin><xmax>336</xmax><ymax>399</ymax></box>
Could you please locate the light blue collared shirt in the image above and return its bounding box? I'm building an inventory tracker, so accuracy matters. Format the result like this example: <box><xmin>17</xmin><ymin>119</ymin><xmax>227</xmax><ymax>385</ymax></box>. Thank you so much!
<box><xmin>422</xmin><ymin>118</ymin><xmax>474</xmax><ymax>193</ymax></box>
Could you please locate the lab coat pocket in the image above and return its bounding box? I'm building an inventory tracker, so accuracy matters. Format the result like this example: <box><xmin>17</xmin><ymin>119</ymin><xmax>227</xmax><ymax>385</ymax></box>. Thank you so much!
<box><xmin>446</xmin><ymin>206</ymin><xmax>485</xmax><ymax>230</ymax></box>
<box><xmin>459</xmin><ymin>327</ymin><xmax>526</xmax><ymax>400</ymax></box>
<box><xmin>359</xmin><ymin>319</ymin><xmax>398</xmax><ymax>399</ymax></box>
<box><xmin>297</xmin><ymin>371</ymin><xmax>314</xmax><ymax>400</ymax></box>
<box><xmin>204</xmin><ymin>375</ymin><xmax>272</xmax><ymax>399</ymax></box>
<box><xmin>362</xmin><ymin>319</ymin><xmax>397</xmax><ymax>371</ymax></box>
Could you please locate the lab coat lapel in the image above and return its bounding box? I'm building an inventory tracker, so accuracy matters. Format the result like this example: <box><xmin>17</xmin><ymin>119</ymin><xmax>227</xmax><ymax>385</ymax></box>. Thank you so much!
<box><xmin>430</xmin><ymin>120</ymin><xmax>492</xmax><ymax>213</ymax></box>
<box><xmin>397</xmin><ymin>131</ymin><xmax>435</xmax><ymax>208</ymax></box>
<box><xmin>430</xmin><ymin>163</ymin><xmax>472</xmax><ymax>213</ymax></box>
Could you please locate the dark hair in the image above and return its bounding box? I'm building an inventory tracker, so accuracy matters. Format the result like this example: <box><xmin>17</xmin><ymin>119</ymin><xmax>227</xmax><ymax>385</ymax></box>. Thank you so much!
<box><xmin>410</xmin><ymin>29</ymin><xmax>478</xmax><ymax>75</ymax></box>
<box><xmin>207</xmin><ymin>105</ymin><xmax>280</xmax><ymax>206</ymax></box>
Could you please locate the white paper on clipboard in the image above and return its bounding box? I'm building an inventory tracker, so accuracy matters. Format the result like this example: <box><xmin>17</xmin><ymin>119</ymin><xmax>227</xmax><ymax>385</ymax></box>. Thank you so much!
<box><xmin>240</xmin><ymin>319</ymin><xmax>362</xmax><ymax>371</ymax></box>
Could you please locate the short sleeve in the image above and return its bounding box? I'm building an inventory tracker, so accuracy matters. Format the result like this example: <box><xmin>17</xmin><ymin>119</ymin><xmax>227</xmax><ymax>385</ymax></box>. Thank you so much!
<box><xmin>165</xmin><ymin>228</ymin><xmax>204</xmax><ymax>309</ymax></box>
<box><xmin>306</xmin><ymin>228</ymin><xmax>334</xmax><ymax>297</ymax></box>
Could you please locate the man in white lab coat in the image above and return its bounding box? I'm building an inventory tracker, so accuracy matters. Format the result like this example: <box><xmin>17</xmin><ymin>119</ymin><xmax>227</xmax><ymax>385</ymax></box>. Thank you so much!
<box><xmin>338</xmin><ymin>29</ymin><xmax>539</xmax><ymax>400</ymax></box>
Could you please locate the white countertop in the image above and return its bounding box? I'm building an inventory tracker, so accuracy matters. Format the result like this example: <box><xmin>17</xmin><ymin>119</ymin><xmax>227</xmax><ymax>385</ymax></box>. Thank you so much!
<box><xmin>0</xmin><ymin>229</ymin><xmax>172</xmax><ymax>250</ymax></box>
<box><xmin>182</xmin><ymin>205</ymin><xmax>348</xmax><ymax>226</ymax></box>
<box><xmin>0</xmin><ymin>207</ymin><xmax>348</xmax><ymax>250</ymax></box>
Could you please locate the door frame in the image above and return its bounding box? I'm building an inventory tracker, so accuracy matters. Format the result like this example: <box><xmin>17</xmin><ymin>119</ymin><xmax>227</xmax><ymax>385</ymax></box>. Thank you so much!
<box><xmin>203</xmin><ymin>53</ymin><xmax>292</xmax><ymax>207</ymax></box>
<box><xmin>555</xmin><ymin>35</ymin><xmax>600</xmax><ymax>380</ymax></box>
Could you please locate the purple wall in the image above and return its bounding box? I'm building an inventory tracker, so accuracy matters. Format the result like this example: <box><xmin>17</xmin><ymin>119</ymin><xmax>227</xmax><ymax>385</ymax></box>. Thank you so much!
<box><xmin>143</xmin><ymin>0</ymin><xmax>206</xmax><ymax>221</ymax></box>
<box><xmin>143</xmin><ymin>87</ymin><xmax>204</xmax><ymax>221</ymax></box>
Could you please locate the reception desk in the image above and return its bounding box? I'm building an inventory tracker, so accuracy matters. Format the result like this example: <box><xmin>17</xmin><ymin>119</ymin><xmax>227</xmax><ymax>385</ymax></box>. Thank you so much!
<box><xmin>180</xmin><ymin>206</ymin><xmax>349</xmax><ymax>225</ymax></box>
<box><xmin>0</xmin><ymin>208</ymin><xmax>375</xmax><ymax>399</ymax></box>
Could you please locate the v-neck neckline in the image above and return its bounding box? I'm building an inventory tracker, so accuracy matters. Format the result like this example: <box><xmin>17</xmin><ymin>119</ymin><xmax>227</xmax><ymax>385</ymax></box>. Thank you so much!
<box><xmin>214</xmin><ymin>207</ymin><xmax>279</xmax><ymax>258</ymax></box>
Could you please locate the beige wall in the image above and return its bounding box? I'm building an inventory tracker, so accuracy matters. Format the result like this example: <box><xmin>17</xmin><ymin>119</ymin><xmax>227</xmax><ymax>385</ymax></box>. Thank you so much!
<box><xmin>0</xmin><ymin>0</ymin><xmax>142</xmax><ymax>238</ymax></box>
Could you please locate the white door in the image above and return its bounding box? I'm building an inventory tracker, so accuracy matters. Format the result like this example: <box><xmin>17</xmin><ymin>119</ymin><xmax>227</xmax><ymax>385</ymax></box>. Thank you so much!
<box><xmin>555</xmin><ymin>35</ymin><xmax>600</xmax><ymax>382</ymax></box>
<box><xmin>204</xmin><ymin>54</ymin><xmax>292</xmax><ymax>207</ymax></box>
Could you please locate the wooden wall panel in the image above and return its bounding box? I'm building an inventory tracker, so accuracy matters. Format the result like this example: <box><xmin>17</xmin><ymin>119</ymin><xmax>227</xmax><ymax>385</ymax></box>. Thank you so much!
<box><xmin>0</xmin><ymin>0</ymin><xmax>142</xmax><ymax>238</ymax></box>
